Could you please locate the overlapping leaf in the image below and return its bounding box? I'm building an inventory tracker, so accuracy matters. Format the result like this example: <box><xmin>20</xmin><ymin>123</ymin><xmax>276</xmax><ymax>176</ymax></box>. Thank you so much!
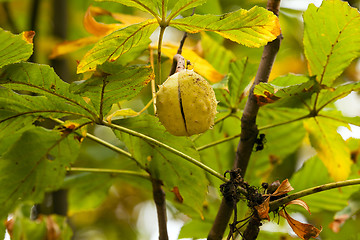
<box><xmin>95</xmin><ymin>0</ymin><xmax>162</xmax><ymax>18</ymax></box>
<box><xmin>70</xmin><ymin>64</ymin><xmax>153</xmax><ymax>116</ymax></box>
<box><xmin>315</xmin><ymin>82</ymin><xmax>360</xmax><ymax>111</ymax></box>
<box><xmin>0</xmin><ymin>28</ymin><xmax>34</xmax><ymax>69</ymax></box>
<box><xmin>228</xmin><ymin>57</ymin><xmax>257</xmax><ymax>107</ymax></box>
<box><xmin>200</xmin><ymin>32</ymin><xmax>236</xmax><ymax>74</ymax></box>
<box><xmin>303</xmin><ymin>0</ymin><xmax>360</xmax><ymax>86</ymax></box>
<box><xmin>112</xmin><ymin>114</ymin><xmax>209</xmax><ymax>217</ymax></box>
<box><xmin>0</xmin><ymin>89</ymin><xmax>92</xmax><ymax>143</ymax></box>
<box><xmin>50</xmin><ymin>6</ymin><xmax>148</xmax><ymax>59</ymax></box>
<box><xmin>77</xmin><ymin>19</ymin><xmax>157</xmax><ymax>73</ymax></box>
<box><xmin>304</xmin><ymin>117</ymin><xmax>352</xmax><ymax>181</ymax></box>
<box><xmin>254</xmin><ymin>75</ymin><xmax>318</xmax><ymax>108</ymax></box>
<box><xmin>167</xmin><ymin>0</ymin><xmax>207</xmax><ymax>20</ymax></box>
<box><xmin>170</xmin><ymin>6</ymin><xmax>280</xmax><ymax>48</ymax></box>
<box><xmin>0</xmin><ymin>62</ymin><xmax>97</xmax><ymax>120</ymax></box>
<box><xmin>0</xmin><ymin>127</ymin><xmax>81</xmax><ymax>218</ymax></box>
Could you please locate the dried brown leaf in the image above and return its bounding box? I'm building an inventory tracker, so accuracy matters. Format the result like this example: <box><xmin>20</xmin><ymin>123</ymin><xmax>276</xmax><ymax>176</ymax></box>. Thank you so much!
<box><xmin>280</xmin><ymin>209</ymin><xmax>322</xmax><ymax>240</ymax></box>
<box><xmin>254</xmin><ymin>197</ymin><xmax>270</xmax><ymax>220</ymax></box>
<box><xmin>272</xmin><ymin>179</ymin><xmax>294</xmax><ymax>196</ymax></box>
<box><xmin>286</xmin><ymin>199</ymin><xmax>311</xmax><ymax>214</ymax></box>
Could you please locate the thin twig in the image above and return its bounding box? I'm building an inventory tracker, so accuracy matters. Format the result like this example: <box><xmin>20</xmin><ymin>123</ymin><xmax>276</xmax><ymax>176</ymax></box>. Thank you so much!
<box><xmin>66</xmin><ymin>167</ymin><xmax>150</xmax><ymax>180</ymax></box>
<box><xmin>152</xmin><ymin>178</ymin><xmax>169</xmax><ymax>240</ymax></box>
<box><xmin>102</xmin><ymin>120</ymin><xmax>227</xmax><ymax>182</ymax></box>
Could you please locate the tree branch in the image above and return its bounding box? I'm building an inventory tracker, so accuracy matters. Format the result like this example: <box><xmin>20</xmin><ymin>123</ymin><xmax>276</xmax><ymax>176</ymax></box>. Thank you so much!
<box><xmin>269</xmin><ymin>178</ymin><xmax>360</xmax><ymax>212</ymax></box>
<box><xmin>152</xmin><ymin>178</ymin><xmax>169</xmax><ymax>240</ymax></box>
<box><xmin>207</xmin><ymin>1</ymin><xmax>282</xmax><ymax>239</ymax></box>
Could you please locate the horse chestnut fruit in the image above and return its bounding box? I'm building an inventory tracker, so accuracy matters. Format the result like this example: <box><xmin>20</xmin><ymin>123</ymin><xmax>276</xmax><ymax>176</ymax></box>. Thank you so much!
<box><xmin>156</xmin><ymin>70</ymin><xmax>217</xmax><ymax>136</ymax></box>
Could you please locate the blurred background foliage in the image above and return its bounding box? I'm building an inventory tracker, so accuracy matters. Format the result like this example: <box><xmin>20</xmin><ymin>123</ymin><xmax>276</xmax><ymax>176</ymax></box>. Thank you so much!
<box><xmin>1</xmin><ymin>0</ymin><xmax>360</xmax><ymax>239</ymax></box>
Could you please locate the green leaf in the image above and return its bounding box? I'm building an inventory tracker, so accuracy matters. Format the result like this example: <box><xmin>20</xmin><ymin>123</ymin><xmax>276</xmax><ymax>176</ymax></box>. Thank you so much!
<box><xmin>250</xmin><ymin>109</ymin><xmax>307</xmax><ymax>183</ymax></box>
<box><xmin>0</xmin><ymin>28</ymin><xmax>33</xmax><ymax>69</ymax></box>
<box><xmin>200</xmin><ymin>32</ymin><xmax>236</xmax><ymax>74</ymax></box>
<box><xmin>70</xmin><ymin>64</ymin><xmax>153</xmax><ymax>117</ymax></box>
<box><xmin>228</xmin><ymin>57</ymin><xmax>257</xmax><ymax>107</ymax></box>
<box><xmin>290</xmin><ymin>156</ymin><xmax>357</xmax><ymax>212</ymax></box>
<box><xmin>95</xmin><ymin>0</ymin><xmax>162</xmax><ymax>18</ymax></box>
<box><xmin>167</xmin><ymin>0</ymin><xmax>207</xmax><ymax>20</ymax></box>
<box><xmin>77</xmin><ymin>20</ymin><xmax>158</xmax><ymax>73</ymax></box>
<box><xmin>316</xmin><ymin>82</ymin><xmax>360</xmax><ymax>111</ymax></box>
<box><xmin>0</xmin><ymin>127</ymin><xmax>81</xmax><ymax>218</ymax></box>
<box><xmin>112</xmin><ymin>114</ymin><xmax>209</xmax><ymax>217</ymax></box>
<box><xmin>11</xmin><ymin>207</ymin><xmax>72</xmax><ymax>240</ymax></box>
<box><xmin>304</xmin><ymin>117</ymin><xmax>352</xmax><ymax>181</ymax></box>
<box><xmin>170</xmin><ymin>6</ymin><xmax>280</xmax><ymax>48</ymax></box>
<box><xmin>319</xmin><ymin>111</ymin><xmax>360</xmax><ymax>127</ymax></box>
<box><xmin>0</xmin><ymin>62</ymin><xmax>97</xmax><ymax>120</ymax></box>
<box><xmin>254</xmin><ymin>75</ymin><xmax>318</xmax><ymax>109</ymax></box>
<box><xmin>303</xmin><ymin>0</ymin><xmax>360</xmax><ymax>86</ymax></box>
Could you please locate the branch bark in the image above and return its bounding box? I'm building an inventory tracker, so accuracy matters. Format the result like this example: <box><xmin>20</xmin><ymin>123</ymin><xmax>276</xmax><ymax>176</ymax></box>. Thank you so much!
<box><xmin>207</xmin><ymin>1</ymin><xmax>281</xmax><ymax>239</ymax></box>
<box><xmin>152</xmin><ymin>178</ymin><xmax>169</xmax><ymax>240</ymax></box>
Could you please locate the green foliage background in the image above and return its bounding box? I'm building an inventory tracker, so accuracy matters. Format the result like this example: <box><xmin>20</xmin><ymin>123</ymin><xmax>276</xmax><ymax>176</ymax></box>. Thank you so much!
<box><xmin>0</xmin><ymin>0</ymin><xmax>360</xmax><ymax>239</ymax></box>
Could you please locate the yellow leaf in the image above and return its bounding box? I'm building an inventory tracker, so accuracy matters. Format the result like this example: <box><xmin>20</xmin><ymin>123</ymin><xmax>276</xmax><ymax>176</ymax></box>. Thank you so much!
<box><xmin>50</xmin><ymin>6</ymin><xmax>147</xmax><ymax>59</ymax></box>
<box><xmin>84</xmin><ymin>6</ymin><xmax>124</xmax><ymax>37</ymax></box>
<box><xmin>106</xmin><ymin>108</ymin><xmax>139</xmax><ymax>124</ymax></box>
<box><xmin>304</xmin><ymin>117</ymin><xmax>352</xmax><ymax>181</ymax></box>
<box><xmin>50</xmin><ymin>36</ymin><xmax>100</xmax><ymax>59</ymax></box>
<box><xmin>111</xmin><ymin>12</ymin><xmax>149</xmax><ymax>25</ymax></box>
<box><xmin>161</xmin><ymin>43</ymin><xmax>224</xmax><ymax>83</ymax></box>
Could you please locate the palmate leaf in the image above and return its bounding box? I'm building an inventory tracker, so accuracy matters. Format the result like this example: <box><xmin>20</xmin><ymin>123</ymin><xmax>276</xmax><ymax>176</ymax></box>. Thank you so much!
<box><xmin>95</xmin><ymin>0</ymin><xmax>162</xmax><ymax>19</ymax></box>
<box><xmin>0</xmin><ymin>127</ymin><xmax>81</xmax><ymax>218</ymax></box>
<box><xmin>170</xmin><ymin>6</ymin><xmax>280</xmax><ymax>48</ymax></box>
<box><xmin>77</xmin><ymin>19</ymin><xmax>158</xmax><ymax>73</ymax></box>
<box><xmin>0</xmin><ymin>28</ymin><xmax>33</xmax><ymax>69</ymax></box>
<box><xmin>0</xmin><ymin>62</ymin><xmax>97</xmax><ymax>120</ymax></box>
<box><xmin>70</xmin><ymin>64</ymin><xmax>154</xmax><ymax>117</ymax></box>
<box><xmin>304</xmin><ymin>117</ymin><xmax>352</xmax><ymax>181</ymax></box>
<box><xmin>303</xmin><ymin>0</ymin><xmax>360</xmax><ymax>86</ymax></box>
<box><xmin>112</xmin><ymin>114</ymin><xmax>209</xmax><ymax>217</ymax></box>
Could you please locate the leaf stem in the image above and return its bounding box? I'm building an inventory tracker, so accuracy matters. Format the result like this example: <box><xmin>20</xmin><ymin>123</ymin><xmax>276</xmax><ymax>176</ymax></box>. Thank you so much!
<box><xmin>66</xmin><ymin>167</ymin><xmax>150</xmax><ymax>180</ymax></box>
<box><xmin>196</xmin><ymin>133</ymin><xmax>240</xmax><ymax>151</ymax></box>
<box><xmin>157</xmin><ymin>26</ymin><xmax>166</xmax><ymax>87</ymax></box>
<box><xmin>258</xmin><ymin>115</ymin><xmax>310</xmax><ymax>131</ymax></box>
<box><xmin>51</xmin><ymin>118</ymin><xmax>143</xmax><ymax>168</ymax></box>
<box><xmin>196</xmin><ymin>115</ymin><xmax>307</xmax><ymax>152</ymax></box>
<box><xmin>102</xmin><ymin>120</ymin><xmax>227</xmax><ymax>182</ymax></box>
<box><xmin>269</xmin><ymin>178</ymin><xmax>360</xmax><ymax>212</ymax></box>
